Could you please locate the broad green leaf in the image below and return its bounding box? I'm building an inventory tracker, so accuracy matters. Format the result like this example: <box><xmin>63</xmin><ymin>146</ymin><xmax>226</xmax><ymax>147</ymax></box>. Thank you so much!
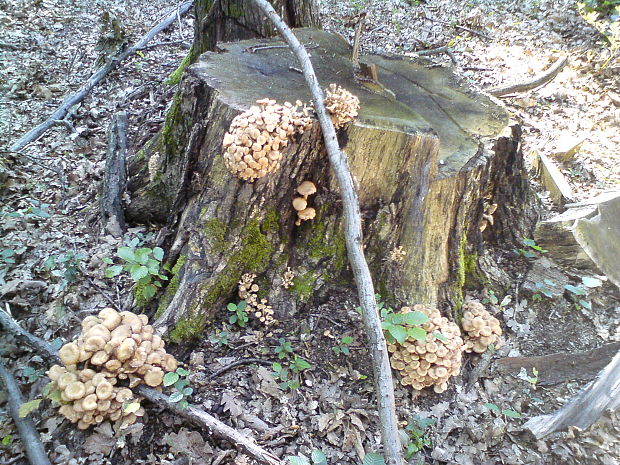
<box><xmin>342</xmin><ymin>336</ymin><xmax>353</xmax><ymax>344</ymax></box>
<box><xmin>18</xmin><ymin>399</ymin><xmax>42</xmax><ymax>417</ymax></box>
<box><xmin>237</xmin><ymin>300</ymin><xmax>247</xmax><ymax>311</ymax></box>
<box><xmin>101</xmin><ymin>257</ymin><xmax>113</xmax><ymax>264</ymax></box>
<box><xmin>401</xmin><ymin>311</ymin><xmax>429</xmax><ymax>326</ymax></box>
<box><xmin>105</xmin><ymin>265</ymin><xmax>123</xmax><ymax>278</ymax></box>
<box><xmin>363</xmin><ymin>452</ymin><xmax>386</xmax><ymax>465</ymax></box>
<box><xmin>47</xmin><ymin>389</ymin><xmax>62</xmax><ymax>403</ymax></box>
<box><xmin>152</xmin><ymin>247</ymin><xmax>164</xmax><ymax>261</ymax></box>
<box><xmin>163</xmin><ymin>372</ymin><xmax>179</xmax><ymax>387</ymax></box>
<box><xmin>272</xmin><ymin>362</ymin><xmax>282</xmax><ymax>372</ymax></box>
<box><xmin>287</xmin><ymin>380</ymin><xmax>300</xmax><ymax>390</ymax></box>
<box><xmin>176</xmin><ymin>367</ymin><xmax>190</xmax><ymax>376</ymax></box>
<box><xmin>174</xmin><ymin>379</ymin><xmax>189</xmax><ymax>390</ymax></box>
<box><xmin>502</xmin><ymin>409</ymin><xmax>521</xmax><ymax>418</ymax></box>
<box><xmin>408</xmin><ymin>327</ymin><xmax>427</xmax><ymax>342</ymax></box>
<box><xmin>311</xmin><ymin>450</ymin><xmax>327</xmax><ymax>465</ymax></box>
<box><xmin>183</xmin><ymin>387</ymin><xmax>193</xmax><ymax>396</ymax></box>
<box><xmin>227</xmin><ymin>303</ymin><xmax>237</xmax><ymax>312</ymax></box>
<box><xmin>432</xmin><ymin>332</ymin><xmax>448</xmax><ymax>343</ymax></box>
<box><xmin>169</xmin><ymin>391</ymin><xmax>184</xmax><ymax>403</ymax></box>
<box><xmin>146</xmin><ymin>259</ymin><xmax>160</xmax><ymax>274</ymax></box>
<box><xmin>129</xmin><ymin>265</ymin><xmax>149</xmax><ymax>281</ymax></box>
<box><xmin>117</xmin><ymin>247</ymin><xmax>135</xmax><ymax>262</ymax></box>
<box><xmin>484</xmin><ymin>403</ymin><xmax>500</xmax><ymax>413</ymax></box>
<box><xmin>582</xmin><ymin>276</ymin><xmax>602</xmax><ymax>288</ymax></box>
<box><xmin>388</xmin><ymin>325</ymin><xmax>408</xmax><ymax>344</ymax></box>
<box><xmin>124</xmin><ymin>402</ymin><xmax>141</xmax><ymax>413</ymax></box>
<box><xmin>2</xmin><ymin>435</ymin><xmax>11</xmax><ymax>445</ymax></box>
<box><xmin>295</xmin><ymin>358</ymin><xmax>311</xmax><ymax>370</ymax></box>
<box><xmin>565</xmin><ymin>284</ymin><xmax>586</xmax><ymax>295</ymax></box>
<box><xmin>288</xmin><ymin>457</ymin><xmax>310</xmax><ymax>465</ymax></box>
<box><xmin>142</xmin><ymin>284</ymin><xmax>156</xmax><ymax>300</ymax></box>
<box><xmin>134</xmin><ymin>248</ymin><xmax>151</xmax><ymax>264</ymax></box>
<box><xmin>579</xmin><ymin>299</ymin><xmax>592</xmax><ymax>310</ymax></box>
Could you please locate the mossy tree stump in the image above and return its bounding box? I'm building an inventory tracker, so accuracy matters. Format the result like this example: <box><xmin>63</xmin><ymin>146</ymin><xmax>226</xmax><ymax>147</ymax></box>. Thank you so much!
<box><xmin>127</xmin><ymin>29</ymin><xmax>531</xmax><ymax>340</ymax></box>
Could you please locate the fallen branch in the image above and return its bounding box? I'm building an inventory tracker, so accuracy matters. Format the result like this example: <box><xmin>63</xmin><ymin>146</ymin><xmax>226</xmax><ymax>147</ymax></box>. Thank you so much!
<box><xmin>0</xmin><ymin>306</ymin><xmax>60</xmax><ymax>364</ymax></box>
<box><xmin>0</xmin><ymin>359</ymin><xmax>52</xmax><ymax>465</ymax></box>
<box><xmin>247</xmin><ymin>1</ymin><xmax>403</xmax><ymax>464</ymax></box>
<box><xmin>100</xmin><ymin>112</ymin><xmax>129</xmax><ymax>237</ymax></box>
<box><xmin>208</xmin><ymin>358</ymin><xmax>272</xmax><ymax>380</ymax></box>
<box><xmin>135</xmin><ymin>386</ymin><xmax>284</xmax><ymax>465</ymax></box>
<box><xmin>523</xmin><ymin>349</ymin><xmax>620</xmax><ymax>438</ymax></box>
<box><xmin>486</xmin><ymin>56</ymin><xmax>569</xmax><ymax>97</ymax></box>
<box><xmin>0</xmin><ymin>311</ymin><xmax>285</xmax><ymax>465</ymax></box>
<box><xmin>9</xmin><ymin>1</ymin><xmax>193</xmax><ymax>153</ymax></box>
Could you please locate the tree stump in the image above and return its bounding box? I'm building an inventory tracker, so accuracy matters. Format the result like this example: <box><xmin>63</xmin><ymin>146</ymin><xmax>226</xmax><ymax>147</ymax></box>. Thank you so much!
<box><xmin>127</xmin><ymin>29</ymin><xmax>532</xmax><ymax>340</ymax></box>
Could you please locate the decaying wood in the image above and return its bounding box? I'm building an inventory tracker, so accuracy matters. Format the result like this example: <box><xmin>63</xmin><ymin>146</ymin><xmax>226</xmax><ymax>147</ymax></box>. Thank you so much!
<box><xmin>533</xmin><ymin>152</ymin><xmax>574</xmax><ymax>206</ymax></box>
<box><xmin>0</xmin><ymin>311</ymin><xmax>283</xmax><ymax>465</ymax></box>
<box><xmin>9</xmin><ymin>1</ymin><xmax>193</xmax><ymax>153</ymax></box>
<box><xmin>487</xmin><ymin>56</ymin><xmax>568</xmax><ymax>97</ymax></box>
<box><xmin>136</xmin><ymin>386</ymin><xmax>284</xmax><ymax>465</ymax></box>
<box><xmin>523</xmin><ymin>349</ymin><xmax>620</xmax><ymax>438</ymax></box>
<box><xmin>247</xmin><ymin>2</ymin><xmax>402</xmax><ymax>462</ymax></box>
<box><xmin>0</xmin><ymin>306</ymin><xmax>61</xmax><ymax>364</ymax></box>
<box><xmin>0</xmin><ymin>360</ymin><xmax>52</xmax><ymax>465</ymax></box>
<box><xmin>497</xmin><ymin>342</ymin><xmax>620</xmax><ymax>386</ymax></box>
<box><xmin>100</xmin><ymin>112</ymin><xmax>129</xmax><ymax>237</ymax></box>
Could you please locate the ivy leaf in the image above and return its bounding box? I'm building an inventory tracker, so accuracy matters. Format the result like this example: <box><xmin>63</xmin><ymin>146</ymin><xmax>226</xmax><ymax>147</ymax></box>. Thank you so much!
<box><xmin>152</xmin><ymin>247</ymin><xmax>164</xmax><ymax>261</ymax></box>
<box><xmin>484</xmin><ymin>403</ymin><xmax>500</xmax><ymax>413</ymax></box>
<box><xmin>169</xmin><ymin>391</ymin><xmax>184</xmax><ymax>403</ymax></box>
<box><xmin>18</xmin><ymin>399</ymin><xmax>42</xmax><ymax>417</ymax></box>
<box><xmin>502</xmin><ymin>409</ymin><xmax>521</xmax><ymax>418</ymax></box>
<box><xmin>407</xmin><ymin>327</ymin><xmax>427</xmax><ymax>342</ymax></box>
<box><xmin>163</xmin><ymin>372</ymin><xmax>179</xmax><ymax>387</ymax></box>
<box><xmin>363</xmin><ymin>452</ymin><xmax>386</xmax><ymax>465</ymax></box>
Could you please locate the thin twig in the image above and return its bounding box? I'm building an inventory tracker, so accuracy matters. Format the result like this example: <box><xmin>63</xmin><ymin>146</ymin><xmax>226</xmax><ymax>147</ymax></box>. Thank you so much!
<box><xmin>0</xmin><ymin>360</ymin><xmax>52</xmax><ymax>465</ymax></box>
<box><xmin>246</xmin><ymin>1</ymin><xmax>403</xmax><ymax>464</ymax></box>
<box><xmin>83</xmin><ymin>272</ymin><xmax>123</xmax><ymax>312</ymax></box>
<box><xmin>138</xmin><ymin>40</ymin><xmax>191</xmax><ymax>51</ymax></box>
<box><xmin>244</xmin><ymin>42</ymin><xmax>319</xmax><ymax>53</ymax></box>
<box><xmin>0</xmin><ymin>305</ymin><xmax>60</xmax><ymax>364</ymax></box>
<box><xmin>208</xmin><ymin>358</ymin><xmax>271</xmax><ymax>380</ymax></box>
<box><xmin>486</xmin><ymin>56</ymin><xmax>569</xmax><ymax>97</ymax></box>
<box><xmin>9</xmin><ymin>1</ymin><xmax>193</xmax><ymax>153</ymax></box>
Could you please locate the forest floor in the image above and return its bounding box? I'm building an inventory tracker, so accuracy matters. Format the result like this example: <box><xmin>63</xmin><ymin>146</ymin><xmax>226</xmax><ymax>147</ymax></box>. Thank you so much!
<box><xmin>1</xmin><ymin>0</ymin><xmax>619</xmax><ymax>464</ymax></box>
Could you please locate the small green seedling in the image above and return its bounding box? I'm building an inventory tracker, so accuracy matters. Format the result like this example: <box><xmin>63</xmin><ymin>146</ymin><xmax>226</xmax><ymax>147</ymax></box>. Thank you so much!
<box><xmin>484</xmin><ymin>402</ymin><xmax>521</xmax><ymax>418</ymax></box>
<box><xmin>227</xmin><ymin>301</ymin><xmax>249</xmax><ymax>327</ymax></box>
<box><xmin>275</xmin><ymin>337</ymin><xmax>294</xmax><ymax>359</ymax></box>
<box><xmin>163</xmin><ymin>367</ymin><xmax>192</xmax><ymax>409</ymax></box>
<box><xmin>287</xmin><ymin>449</ymin><xmax>327</xmax><ymax>465</ymax></box>
<box><xmin>381</xmin><ymin>306</ymin><xmax>428</xmax><ymax>344</ymax></box>
<box><xmin>401</xmin><ymin>415</ymin><xmax>435</xmax><ymax>459</ymax></box>
<box><xmin>532</xmin><ymin>279</ymin><xmax>555</xmax><ymax>301</ymax></box>
<box><xmin>482</xmin><ymin>289</ymin><xmax>499</xmax><ymax>305</ymax></box>
<box><xmin>209</xmin><ymin>327</ymin><xmax>229</xmax><ymax>346</ymax></box>
<box><xmin>44</xmin><ymin>251</ymin><xmax>85</xmax><ymax>290</ymax></box>
<box><xmin>332</xmin><ymin>336</ymin><xmax>354</xmax><ymax>355</ymax></box>
<box><xmin>515</xmin><ymin>237</ymin><xmax>547</xmax><ymax>258</ymax></box>
<box><xmin>517</xmin><ymin>367</ymin><xmax>539</xmax><ymax>390</ymax></box>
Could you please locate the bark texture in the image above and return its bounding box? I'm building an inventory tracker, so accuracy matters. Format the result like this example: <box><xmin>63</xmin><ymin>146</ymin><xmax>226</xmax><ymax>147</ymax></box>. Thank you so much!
<box><xmin>127</xmin><ymin>29</ymin><xmax>532</xmax><ymax>341</ymax></box>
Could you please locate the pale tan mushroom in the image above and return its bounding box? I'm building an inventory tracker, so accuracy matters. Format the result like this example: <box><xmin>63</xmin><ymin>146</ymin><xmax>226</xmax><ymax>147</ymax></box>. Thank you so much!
<box><xmin>59</xmin><ymin>343</ymin><xmax>80</xmax><ymax>365</ymax></box>
<box><xmin>295</xmin><ymin>207</ymin><xmax>316</xmax><ymax>225</ymax></box>
<box><xmin>296</xmin><ymin>181</ymin><xmax>316</xmax><ymax>198</ymax></box>
<box><xmin>82</xmin><ymin>394</ymin><xmax>98</xmax><ymax>411</ymax></box>
<box><xmin>143</xmin><ymin>367</ymin><xmax>164</xmax><ymax>387</ymax></box>
<box><xmin>57</xmin><ymin>372</ymin><xmax>78</xmax><ymax>390</ymax></box>
<box><xmin>115</xmin><ymin>388</ymin><xmax>133</xmax><ymax>403</ymax></box>
<box><xmin>47</xmin><ymin>364</ymin><xmax>65</xmax><ymax>381</ymax></box>
<box><xmin>95</xmin><ymin>381</ymin><xmax>114</xmax><ymax>400</ymax></box>
<box><xmin>98</xmin><ymin>308</ymin><xmax>122</xmax><ymax>330</ymax></box>
<box><xmin>292</xmin><ymin>197</ymin><xmax>307</xmax><ymax>211</ymax></box>
<box><xmin>65</xmin><ymin>381</ymin><xmax>86</xmax><ymax>401</ymax></box>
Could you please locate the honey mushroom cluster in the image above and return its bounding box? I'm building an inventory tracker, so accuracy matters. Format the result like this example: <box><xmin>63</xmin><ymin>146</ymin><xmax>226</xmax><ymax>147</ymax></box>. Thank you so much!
<box><xmin>47</xmin><ymin>308</ymin><xmax>178</xmax><ymax>430</ymax></box>
<box><xmin>238</xmin><ymin>273</ymin><xmax>276</xmax><ymax>325</ymax></box>
<box><xmin>461</xmin><ymin>300</ymin><xmax>502</xmax><ymax>353</ymax></box>
<box><xmin>388</xmin><ymin>305</ymin><xmax>464</xmax><ymax>393</ymax></box>
<box><xmin>222</xmin><ymin>99</ymin><xmax>312</xmax><ymax>182</ymax></box>
<box><xmin>323</xmin><ymin>84</ymin><xmax>360</xmax><ymax>128</ymax></box>
<box><xmin>292</xmin><ymin>180</ymin><xmax>317</xmax><ymax>226</ymax></box>
<box><xmin>479</xmin><ymin>200</ymin><xmax>498</xmax><ymax>232</ymax></box>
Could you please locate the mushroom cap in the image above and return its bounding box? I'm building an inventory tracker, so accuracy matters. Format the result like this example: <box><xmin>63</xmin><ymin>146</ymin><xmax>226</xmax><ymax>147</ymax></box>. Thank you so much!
<box><xmin>82</xmin><ymin>393</ymin><xmax>98</xmax><ymax>411</ymax></box>
<box><xmin>47</xmin><ymin>364</ymin><xmax>65</xmax><ymax>382</ymax></box>
<box><xmin>116</xmin><ymin>338</ymin><xmax>137</xmax><ymax>362</ymax></box>
<box><xmin>115</xmin><ymin>388</ymin><xmax>133</xmax><ymax>403</ymax></box>
<box><xmin>297</xmin><ymin>181</ymin><xmax>317</xmax><ymax>197</ymax></box>
<box><xmin>65</xmin><ymin>381</ymin><xmax>86</xmax><ymax>401</ymax></box>
<box><xmin>98</xmin><ymin>308</ymin><xmax>122</xmax><ymax>330</ymax></box>
<box><xmin>143</xmin><ymin>367</ymin><xmax>164</xmax><ymax>387</ymax></box>
<box><xmin>57</xmin><ymin>372</ymin><xmax>78</xmax><ymax>390</ymax></box>
<box><xmin>292</xmin><ymin>197</ymin><xmax>307</xmax><ymax>211</ymax></box>
<box><xmin>297</xmin><ymin>207</ymin><xmax>316</xmax><ymax>221</ymax></box>
<box><xmin>95</xmin><ymin>381</ymin><xmax>114</xmax><ymax>400</ymax></box>
<box><xmin>59</xmin><ymin>343</ymin><xmax>80</xmax><ymax>365</ymax></box>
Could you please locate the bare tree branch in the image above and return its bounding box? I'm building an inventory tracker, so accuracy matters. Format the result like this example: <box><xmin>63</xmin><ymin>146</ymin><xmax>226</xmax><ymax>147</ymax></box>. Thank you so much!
<box><xmin>245</xmin><ymin>2</ymin><xmax>403</xmax><ymax>463</ymax></box>
<box><xmin>486</xmin><ymin>56</ymin><xmax>568</xmax><ymax>97</ymax></box>
<box><xmin>0</xmin><ymin>306</ymin><xmax>60</xmax><ymax>364</ymax></box>
<box><xmin>9</xmin><ymin>1</ymin><xmax>193</xmax><ymax>153</ymax></box>
<box><xmin>0</xmin><ymin>359</ymin><xmax>52</xmax><ymax>465</ymax></box>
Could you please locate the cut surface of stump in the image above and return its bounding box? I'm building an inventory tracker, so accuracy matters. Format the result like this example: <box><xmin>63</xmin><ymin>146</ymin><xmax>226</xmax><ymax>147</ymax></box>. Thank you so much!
<box><xmin>128</xmin><ymin>29</ymin><xmax>530</xmax><ymax>340</ymax></box>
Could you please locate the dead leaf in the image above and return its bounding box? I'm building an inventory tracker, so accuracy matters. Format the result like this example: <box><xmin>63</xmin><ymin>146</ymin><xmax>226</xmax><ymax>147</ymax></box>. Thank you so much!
<box><xmin>83</xmin><ymin>422</ymin><xmax>116</xmax><ymax>455</ymax></box>
<box><xmin>256</xmin><ymin>366</ymin><xmax>281</xmax><ymax>398</ymax></box>
<box><xmin>221</xmin><ymin>391</ymin><xmax>243</xmax><ymax>418</ymax></box>
<box><xmin>164</xmin><ymin>428</ymin><xmax>214</xmax><ymax>460</ymax></box>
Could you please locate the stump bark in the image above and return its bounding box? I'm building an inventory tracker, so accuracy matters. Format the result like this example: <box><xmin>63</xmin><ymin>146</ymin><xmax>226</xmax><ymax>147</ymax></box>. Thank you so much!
<box><xmin>127</xmin><ymin>29</ymin><xmax>532</xmax><ymax>340</ymax></box>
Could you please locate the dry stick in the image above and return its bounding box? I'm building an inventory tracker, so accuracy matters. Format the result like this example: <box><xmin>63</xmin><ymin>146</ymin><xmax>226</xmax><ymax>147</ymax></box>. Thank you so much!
<box><xmin>486</xmin><ymin>56</ymin><xmax>569</xmax><ymax>97</ymax></box>
<box><xmin>135</xmin><ymin>386</ymin><xmax>284</xmax><ymax>465</ymax></box>
<box><xmin>9</xmin><ymin>1</ymin><xmax>193</xmax><ymax>153</ymax></box>
<box><xmin>247</xmin><ymin>1</ymin><xmax>403</xmax><ymax>463</ymax></box>
<box><xmin>0</xmin><ymin>360</ymin><xmax>52</xmax><ymax>465</ymax></box>
<box><xmin>207</xmin><ymin>358</ymin><xmax>272</xmax><ymax>380</ymax></box>
<box><xmin>0</xmin><ymin>311</ymin><xmax>284</xmax><ymax>465</ymax></box>
<box><xmin>0</xmin><ymin>306</ymin><xmax>60</xmax><ymax>365</ymax></box>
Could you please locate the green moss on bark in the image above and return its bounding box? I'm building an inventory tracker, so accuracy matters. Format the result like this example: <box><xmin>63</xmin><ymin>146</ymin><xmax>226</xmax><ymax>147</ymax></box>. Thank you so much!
<box><xmin>169</xmin><ymin>314</ymin><xmax>207</xmax><ymax>343</ymax></box>
<box><xmin>154</xmin><ymin>255</ymin><xmax>188</xmax><ymax>319</ymax></box>
<box><xmin>290</xmin><ymin>271</ymin><xmax>317</xmax><ymax>303</ymax></box>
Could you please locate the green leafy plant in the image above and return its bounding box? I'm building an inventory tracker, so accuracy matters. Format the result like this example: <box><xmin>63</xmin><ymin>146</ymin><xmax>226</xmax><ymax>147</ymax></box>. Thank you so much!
<box><xmin>44</xmin><ymin>251</ymin><xmax>85</xmax><ymax>290</ymax></box>
<box><xmin>272</xmin><ymin>355</ymin><xmax>311</xmax><ymax>391</ymax></box>
<box><xmin>2</xmin><ymin>200</ymin><xmax>51</xmax><ymax>220</ymax></box>
<box><xmin>209</xmin><ymin>327</ymin><xmax>229</xmax><ymax>346</ymax></box>
<box><xmin>484</xmin><ymin>402</ymin><xmax>522</xmax><ymax>418</ymax></box>
<box><xmin>515</xmin><ymin>237</ymin><xmax>547</xmax><ymax>258</ymax></box>
<box><xmin>564</xmin><ymin>276</ymin><xmax>601</xmax><ymax>310</ymax></box>
<box><xmin>275</xmin><ymin>337</ymin><xmax>294</xmax><ymax>359</ymax></box>
<box><xmin>401</xmin><ymin>415</ymin><xmax>435</xmax><ymax>459</ymax></box>
<box><xmin>2</xmin><ymin>435</ymin><xmax>11</xmax><ymax>446</ymax></box>
<box><xmin>532</xmin><ymin>279</ymin><xmax>556</xmax><ymax>301</ymax></box>
<box><xmin>163</xmin><ymin>367</ymin><xmax>192</xmax><ymax>409</ymax></box>
<box><xmin>227</xmin><ymin>300</ymin><xmax>249</xmax><ymax>327</ymax></box>
<box><xmin>287</xmin><ymin>449</ymin><xmax>327</xmax><ymax>465</ymax></box>
<box><xmin>104</xmin><ymin>244</ymin><xmax>168</xmax><ymax>303</ymax></box>
<box><xmin>332</xmin><ymin>336</ymin><xmax>354</xmax><ymax>355</ymax></box>
<box><xmin>381</xmin><ymin>305</ymin><xmax>429</xmax><ymax>344</ymax></box>
<box><xmin>21</xmin><ymin>366</ymin><xmax>45</xmax><ymax>383</ymax></box>
<box><xmin>482</xmin><ymin>289</ymin><xmax>499</xmax><ymax>305</ymax></box>
<box><xmin>363</xmin><ymin>453</ymin><xmax>386</xmax><ymax>465</ymax></box>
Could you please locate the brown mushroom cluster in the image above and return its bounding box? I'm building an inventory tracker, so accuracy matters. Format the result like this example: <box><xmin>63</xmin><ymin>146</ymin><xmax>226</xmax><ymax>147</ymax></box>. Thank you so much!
<box><xmin>323</xmin><ymin>84</ymin><xmax>360</xmax><ymax>128</ymax></box>
<box><xmin>47</xmin><ymin>308</ymin><xmax>177</xmax><ymax>429</ymax></box>
<box><xmin>461</xmin><ymin>301</ymin><xmax>502</xmax><ymax>353</ymax></box>
<box><xmin>238</xmin><ymin>273</ymin><xmax>276</xmax><ymax>326</ymax></box>
<box><xmin>292</xmin><ymin>180</ymin><xmax>317</xmax><ymax>225</ymax></box>
<box><xmin>222</xmin><ymin>99</ymin><xmax>312</xmax><ymax>182</ymax></box>
<box><xmin>388</xmin><ymin>305</ymin><xmax>464</xmax><ymax>393</ymax></box>
<box><xmin>479</xmin><ymin>201</ymin><xmax>498</xmax><ymax>232</ymax></box>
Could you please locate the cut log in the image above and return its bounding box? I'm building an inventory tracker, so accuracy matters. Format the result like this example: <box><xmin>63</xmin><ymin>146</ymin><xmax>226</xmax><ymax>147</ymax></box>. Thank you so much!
<box><xmin>100</xmin><ymin>112</ymin><xmax>128</xmax><ymax>237</ymax></box>
<box><xmin>126</xmin><ymin>29</ymin><xmax>532</xmax><ymax>339</ymax></box>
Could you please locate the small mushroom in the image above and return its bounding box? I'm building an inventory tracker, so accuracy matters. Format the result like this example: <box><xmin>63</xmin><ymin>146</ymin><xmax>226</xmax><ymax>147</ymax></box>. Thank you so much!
<box><xmin>143</xmin><ymin>367</ymin><xmax>164</xmax><ymax>387</ymax></box>
<box><xmin>95</xmin><ymin>381</ymin><xmax>114</xmax><ymax>400</ymax></box>
<box><xmin>295</xmin><ymin>207</ymin><xmax>316</xmax><ymax>226</ymax></box>
<box><xmin>98</xmin><ymin>308</ymin><xmax>122</xmax><ymax>330</ymax></box>
<box><xmin>47</xmin><ymin>364</ymin><xmax>65</xmax><ymax>381</ymax></box>
<box><xmin>292</xmin><ymin>197</ymin><xmax>307</xmax><ymax>211</ymax></box>
<box><xmin>59</xmin><ymin>343</ymin><xmax>80</xmax><ymax>365</ymax></box>
<box><xmin>65</xmin><ymin>381</ymin><xmax>86</xmax><ymax>401</ymax></box>
<box><xmin>296</xmin><ymin>181</ymin><xmax>316</xmax><ymax>199</ymax></box>
<box><xmin>82</xmin><ymin>394</ymin><xmax>98</xmax><ymax>411</ymax></box>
